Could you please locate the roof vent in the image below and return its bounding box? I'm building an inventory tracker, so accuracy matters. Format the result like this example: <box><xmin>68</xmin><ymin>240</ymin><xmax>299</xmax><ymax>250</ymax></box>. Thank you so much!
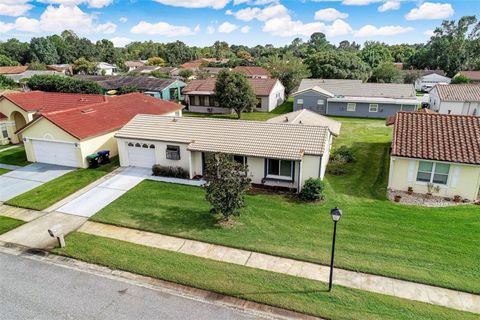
<box><xmin>81</xmin><ymin>108</ymin><xmax>96</xmax><ymax>114</ymax></box>
<box><xmin>284</xmin><ymin>116</ymin><xmax>289</xmax><ymax>122</ymax></box>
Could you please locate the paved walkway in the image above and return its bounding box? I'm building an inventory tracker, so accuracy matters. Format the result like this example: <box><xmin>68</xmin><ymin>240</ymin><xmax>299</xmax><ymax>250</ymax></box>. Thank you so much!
<box><xmin>0</xmin><ymin>163</ymin><xmax>21</xmax><ymax>170</ymax></box>
<box><xmin>79</xmin><ymin>221</ymin><xmax>480</xmax><ymax>315</ymax></box>
<box><xmin>0</xmin><ymin>205</ymin><xmax>45</xmax><ymax>222</ymax></box>
<box><xmin>0</xmin><ymin>145</ymin><xmax>20</xmax><ymax>153</ymax></box>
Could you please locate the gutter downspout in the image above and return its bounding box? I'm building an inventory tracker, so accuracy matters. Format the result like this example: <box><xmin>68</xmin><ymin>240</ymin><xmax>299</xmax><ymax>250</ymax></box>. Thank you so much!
<box><xmin>297</xmin><ymin>159</ymin><xmax>303</xmax><ymax>193</ymax></box>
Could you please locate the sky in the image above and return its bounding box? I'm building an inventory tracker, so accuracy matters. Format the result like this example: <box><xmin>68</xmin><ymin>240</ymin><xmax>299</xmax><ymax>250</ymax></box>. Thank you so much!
<box><xmin>0</xmin><ymin>0</ymin><xmax>477</xmax><ymax>48</ymax></box>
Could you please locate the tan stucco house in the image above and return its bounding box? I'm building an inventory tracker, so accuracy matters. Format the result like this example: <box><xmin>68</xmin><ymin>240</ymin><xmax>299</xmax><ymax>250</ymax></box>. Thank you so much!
<box><xmin>388</xmin><ymin>112</ymin><xmax>480</xmax><ymax>201</ymax></box>
<box><xmin>1</xmin><ymin>91</ymin><xmax>183</xmax><ymax>168</ymax></box>
<box><xmin>116</xmin><ymin>115</ymin><xmax>338</xmax><ymax>192</ymax></box>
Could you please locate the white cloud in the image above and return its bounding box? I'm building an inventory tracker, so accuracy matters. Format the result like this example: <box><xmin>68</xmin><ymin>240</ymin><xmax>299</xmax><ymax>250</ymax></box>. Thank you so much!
<box><xmin>314</xmin><ymin>8</ymin><xmax>348</xmax><ymax>21</ymax></box>
<box><xmin>233</xmin><ymin>0</ymin><xmax>278</xmax><ymax>4</ymax></box>
<box><xmin>0</xmin><ymin>2</ymin><xmax>33</xmax><ymax>17</ymax></box>
<box><xmin>14</xmin><ymin>17</ymin><xmax>40</xmax><ymax>32</ymax></box>
<box><xmin>341</xmin><ymin>0</ymin><xmax>381</xmax><ymax>5</ymax></box>
<box><xmin>378</xmin><ymin>0</ymin><xmax>400</xmax><ymax>12</ymax></box>
<box><xmin>194</xmin><ymin>24</ymin><xmax>200</xmax><ymax>32</ymax></box>
<box><xmin>94</xmin><ymin>22</ymin><xmax>117</xmax><ymax>34</ymax></box>
<box><xmin>110</xmin><ymin>37</ymin><xmax>132</xmax><ymax>47</ymax></box>
<box><xmin>354</xmin><ymin>24</ymin><xmax>414</xmax><ymax>37</ymax></box>
<box><xmin>131</xmin><ymin>21</ymin><xmax>196</xmax><ymax>36</ymax></box>
<box><xmin>119</xmin><ymin>17</ymin><xmax>128</xmax><ymax>23</ymax></box>
<box><xmin>207</xmin><ymin>25</ymin><xmax>216</xmax><ymax>34</ymax></box>
<box><xmin>228</xmin><ymin>4</ymin><xmax>287</xmax><ymax>21</ymax></box>
<box><xmin>405</xmin><ymin>2</ymin><xmax>454</xmax><ymax>20</ymax></box>
<box><xmin>240</xmin><ymin>25</ymin><xmax>250</xmax><ymax>33</ymax></box>
<box><xmin>0</xmin><ymin>21</ymin><xmax>15</xmax><ymax>33</ymax></box>
<box><xmin>38</xmin><ymin>0</ymin><xmax>113</xmax><ymax>8</ymax></box>
<box><xmin>218</xmin><ymin>21</ymin><xmax>238</xmax><ymax>33</ymax></box>
<box><xmin>153</xmin><ymin>0</ymin><xmax>229</xmax><ymax>9</ymax></box>
<box><xmin>263</xmin><ymin>16</ymin><xmax>352</xmax><ymax>37</ymax></box>
<box><xmin>423</xmin><ymin>29</ymin><xmax>435</xmax><ymax>36</ymax></box>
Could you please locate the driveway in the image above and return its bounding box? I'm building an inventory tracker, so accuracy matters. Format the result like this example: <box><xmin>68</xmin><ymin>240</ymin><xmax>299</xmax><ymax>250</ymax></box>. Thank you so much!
<box><xmin>0</xmin><ymin>163</ymin><xmax>74</xmax><ymax>201</ymax></box>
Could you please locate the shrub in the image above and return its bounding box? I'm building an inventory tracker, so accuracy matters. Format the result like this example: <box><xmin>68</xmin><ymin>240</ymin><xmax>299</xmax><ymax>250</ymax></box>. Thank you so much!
<box><xmin>331</xmin><ymin>145</ymin><xmax>355</xmax><ymax>163</ymax></box>
<box><xmin>327</xmin><ymin>155</ymin><xmax>348</xmax><ymax>176</ymax></box>
<box><xmin>299</xmin><ymin>178</ymin><xmax>326</xmax><ymax>202</ymax></box>
<box><xmin>152</xmin><ymin>165</ymin><xmax>189</xmax><ymax>179</ymax></box>
<box><xmin>26</xmin><ymin>75</ymin><xmax>102</xmax><ymax>94</ymax></box>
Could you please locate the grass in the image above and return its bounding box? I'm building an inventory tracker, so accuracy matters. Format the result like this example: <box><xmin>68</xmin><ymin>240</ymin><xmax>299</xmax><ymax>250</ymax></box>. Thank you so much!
<box><xmin>0</xmin><ymin>216</ymin><xmax>24</xmax><ymax>235</ymax></box>
<box><xmin>184</xmin><ymin>98</ymin><xmax>293</xmax><ymax>121</ymax></box>
<box><xmin>53</xmin><ymin>232</ymin><xmax>479</xmax><ymax>320</ymax></box>
<box><xmin>0</xmin><ymin>146</ymin><xmax>29</xmax><ymax>166</ymax></box>
<box><xmin>91</xmin><ymin>118</ymin><xmax>480</xmax><ymax>294</ymax></box>
<box><xmin>0</xmin><ymin>168</ymin><xmax>10</xmax><ymax>175</ymax></box>
<box><xmin>5</xmin><ymin>157</ymin><xmax>119</xmax><ymax>211</ymax></box>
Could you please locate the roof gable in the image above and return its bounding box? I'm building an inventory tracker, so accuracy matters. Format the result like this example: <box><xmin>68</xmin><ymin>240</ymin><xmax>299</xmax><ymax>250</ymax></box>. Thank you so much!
<box><xmin>184</xmin><ymin>78</ymin><xmax>280</xmax><ymax>96</ymax></box>
<box><xmin>434</xmin><ymin>84</ymin><xmax>480</xmax><ymax>102</ymax></box>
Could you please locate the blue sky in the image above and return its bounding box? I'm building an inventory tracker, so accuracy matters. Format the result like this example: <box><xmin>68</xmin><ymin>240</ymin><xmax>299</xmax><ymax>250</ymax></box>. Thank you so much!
<box><xmin>0</xmin><ymin>0</ymin><xmax>477</xmax><ymax>47</ymax></box>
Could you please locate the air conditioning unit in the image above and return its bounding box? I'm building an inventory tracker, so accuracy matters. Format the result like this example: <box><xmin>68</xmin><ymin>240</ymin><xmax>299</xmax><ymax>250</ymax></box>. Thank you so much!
<box><xmin>207</xmin><ymin>107</ymin><xmax>213</xmax><ymax>113</ymax></box>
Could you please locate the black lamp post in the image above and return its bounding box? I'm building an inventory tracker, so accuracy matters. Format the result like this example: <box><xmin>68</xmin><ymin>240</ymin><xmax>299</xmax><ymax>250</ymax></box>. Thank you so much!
<box><xmin>328</xmin><ymin>207</ymin><xmax>342</xmax><ymax>292</ymax></box>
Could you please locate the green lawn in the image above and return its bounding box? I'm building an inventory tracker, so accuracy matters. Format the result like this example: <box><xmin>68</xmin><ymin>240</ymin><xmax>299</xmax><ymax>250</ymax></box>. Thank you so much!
<box><xmin>53</xmin><ymin>232</ymin><xmax>478</xmax><ymax>320</ymax></box>
<box><xmin>184</xmin><ymin>98</ymin><xmax>293</xmax><ymax>121</ymax></box>
<box><xmin>0</xmin><ymin>146</ymin><xmax>29</xmax><ymax>166</ymax></box>
<box><xmin>6</xmin><ymin>157</ymin><xmax>119</xmax><ymax>211</ymax></box>
<box><xmin>91</xmin><ymin>118</ymin><xmax>480</xmax><ymax>294</ymax></box>
<box><xmin>0</xmin><ymin>216</ymin><xmax>24</xmax><ymax>234</ymax></box>
<box><xmin>0</xmin><ymin>168</ymin><xmax>10</xmax><ymax>175</ymax></box>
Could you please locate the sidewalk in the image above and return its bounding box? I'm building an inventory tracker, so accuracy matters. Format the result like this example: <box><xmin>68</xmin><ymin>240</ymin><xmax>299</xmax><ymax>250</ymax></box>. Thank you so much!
<box><xmin>79</xmin><ymin>221</ymin><xmax>480</xmax><ymax>315</ymax></box>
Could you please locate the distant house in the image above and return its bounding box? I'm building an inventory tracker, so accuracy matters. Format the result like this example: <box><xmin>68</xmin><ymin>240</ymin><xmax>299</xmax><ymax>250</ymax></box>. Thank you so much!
<box><xmin>180</xmin><ymin>58</ymin><xmax>229</xmax><ymax>70</ymax></box>
<box><xmin>7</xmin><ymin>70</ymin><xmax>64</xmax><ymax>83</ymax></box>
<box><xmin>414</xmin><ymin>70</ymin><xmax>450</xmax><ymax>91</ymax></box>
<box><xmin>267</xmin><ymin>109</ymin><xmax>341</xmax><ymax>137</ymax></box>
<box><xmin>455</xmin><ymin>71</ymin><xmax>480</xmax><ymax>83</ymax></box>
<box><xmin>196</xmin><ymin>67</ymin><xmax>224</xmax><ymax>78</ymax></box>
<box><xmin>233</xmin><ymin>66</ymin><xmax>271</xmax><ymax>79</ymax></box>
<box><xmin>292</xmin><ymin>79</ymin><xmax>418</xmax><ymax>119</ymax></box>
<box><xmin>96</xmin><ymin>62</ymin><xmax>117</xmax><ymax>76</ymax></box>
<box><xmin>0</xmin><ymin>66</ymin><xmax>28</xmax><ymax>75</ymax></box>
<box><xmin>429</xmin><ymin>84</ymin><xmax>480</xmax><ymax>116</ymax></box>
<box><xmin>116</xmin><ymin>115</ymin><xmax>335</xmax><ymax>191</ymax></box>
<box><xmin>393</xmin><ymin>62</ymin><xmax>404</xmax><ymax>70</ymax></box>
<box><xmin>387</xmin><ymin>111</ymin><xmax>480</xmax><ymax>201</ymax></box>
<box><xmin>125</xmin><ymin>60</ymin><xmax>145</xmax><ymax>72</ymax></box>
<box><xmin>76</xmin><ymin>75</ymin><xmax>186</xmax><ymax>101</ymax></box>
<box><xmin>183</xmin><ymin>77</ymin><xmax>285</xmax><ymax>113</ymax></box>
<box><xmin>47</xmin><ymin>64</ymin><xmax>73</xmax><ymax>75</ymax></box>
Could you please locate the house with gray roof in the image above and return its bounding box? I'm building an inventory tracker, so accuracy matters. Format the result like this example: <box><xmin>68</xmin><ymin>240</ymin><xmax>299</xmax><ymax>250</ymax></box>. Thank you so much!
<box><xmin>429</xmin><ymin>84</ymin><xmax>480</xmax><ymax>116</ymax></box>
<box><xmin>116</xmin><ymin>114</ymin><xmax>335</xmax><ymax>192</ymax></box>
<box><xmin>292</xmin><ymin>79</ymin><xmax>418</xmax><ymax>119</ymax></box>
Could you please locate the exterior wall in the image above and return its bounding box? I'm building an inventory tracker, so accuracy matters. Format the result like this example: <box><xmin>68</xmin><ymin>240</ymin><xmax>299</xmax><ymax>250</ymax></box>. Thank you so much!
<box><xmin>415</xmin><ymin>74</ymin><xmax>451</xmax><ymax>91</ymax></box>
<box><xmin>0</xmin><ymin>98</ymin><xmax>34</xmax><ymax>144</ymax></box>
<box><xmin>301</xmin><ymin>155</ymin><xmax>321</xmax><ymax>186</ymax></box>
<box><xmin>388</xmin><ymin>156</ymin><xmax>480</xmax><ymax>201</ymax></box>
<box><xmin>293</xmin><ymin>91</ymin><xmax>329</xmax><ymax>114</ymax></box>
<box><xmin>161</xmin><ymin>80</ymin><xmax>186</xmax><ymax>101</ymax></box>
<box><xmin>265</xmin><ymin>81</ymin><xmax>285</xmax><ymax>112</ymax></box>
<box><xmin>189</xmin><ymin>105</ymin><xmax>232</xmax><ymax>114</ymax></box>
<box><xmin>326</xmin><ymin>101</ymin><xmax>417</xmax><ymax>119</ymax></box>
<box><xmin>429</xmin><ymin>87</ymin><xmax>479</xmax><ymax>115</ymax></box>
<box><xmin>78</xmin><ymin>131</ymin><xmax>118</xmax><ymax>168</ymax></box>
<box><xmin>319</xmin><ymin>133</ymin><xmax>333</xmax><ymax>180</ymax></box>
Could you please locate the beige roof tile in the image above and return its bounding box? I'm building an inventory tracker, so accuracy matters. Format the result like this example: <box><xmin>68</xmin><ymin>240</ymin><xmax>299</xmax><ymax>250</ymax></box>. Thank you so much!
<box><xmin>267</xmin><ymin>109</ymin><xmax>341</xmax><ymax>136</ymax></box>
<box><xmin>434</xmin><ymin>84</ymin><xmax>480</xmax><ymax>102</ymax></box>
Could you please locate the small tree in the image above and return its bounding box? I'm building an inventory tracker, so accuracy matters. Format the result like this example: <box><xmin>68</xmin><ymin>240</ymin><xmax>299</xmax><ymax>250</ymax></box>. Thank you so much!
<box><xmin>203</xmin><ymin>153</ymin><xmax>251</xmax><ymax>221</ymax></box>
<box><xmin>147</xmin><ymin>56</ymin><xmax>165</xmax><ymax>66</ymax></box>
<box><xmin>369</xmin><ymin>62</ymin><xmax>403</xmax><ymax>83</ymax></box>
<box><xmin>215</xmin><ymin>69</ymin><xmax>257</xmax><ymax>119</ymax></box>
<box><xmin>73</xmin><ymin>57</ymin><xmax>96</xmax><ymax>75</ymax></box>
<box><xmin>178</xmin><ymin>68</ymin><xmax>193</xmax><ymax>80</ymax></box>
<box><xmin>451</xmin><ymin>74</ymin><xmax>470</xmax><ymax>84</ymax></box>
<box><xmin>0</xmin><ymin>74</ymin><xmax>18</xmax><ymax>89</ymax></box>
<box><xmin>265</xmin><ymin>52</ymin><xmax>310</xmax><ymax>96</ymax></box>
<box><xmin>299</xmin><ymin>178</ymin><xmax>326</xmax><ymax>202</ymax></box>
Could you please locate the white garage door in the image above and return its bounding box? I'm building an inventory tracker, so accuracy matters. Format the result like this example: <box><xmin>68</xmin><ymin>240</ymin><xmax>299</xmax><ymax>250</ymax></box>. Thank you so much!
<box><xmin>127</xmin><ymin>142</ymin><xmax>156</xmax><ymax>168</ymax></box>
<box><xmin>31</xmin><ymin>139</ymin><xmax>78</xmax><ymax>167</ymax></box>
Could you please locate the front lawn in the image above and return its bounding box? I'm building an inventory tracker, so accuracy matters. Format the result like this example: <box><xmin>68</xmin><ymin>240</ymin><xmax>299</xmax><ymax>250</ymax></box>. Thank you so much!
<box><xmin>91</xmin><ymin>118</ymin><xmax>480</xmax><ymax>294</ymax></box>
<box><xmin>0</xmin><ymin>146</ymin><xmax>29</xmax><ymax>166</ymax></box>
<box><xmin>0</xmin><ymin>168</ymin><xmax>10</xmax><ymax>175</ymax></box>
<box><xmin>53</xmin><ymin>232</ymin><xmax>478</xmax><ymax>320</ymax></box>
<box><xmin>6</xmin><ymin>157</ymin><xmax>119</xmax><ymax>211</ymax></box>
<box><xmin>0</xmin><ymin>216</ymin><xmax>24</xmax><ymax>234</ymax></box>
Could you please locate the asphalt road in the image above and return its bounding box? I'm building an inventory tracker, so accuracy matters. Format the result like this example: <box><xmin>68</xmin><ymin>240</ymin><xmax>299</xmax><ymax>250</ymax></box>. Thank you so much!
<box><xmin>0</xmin><ymin>252</ymin><xmax>263</xmax><ymax>320</ymax></box>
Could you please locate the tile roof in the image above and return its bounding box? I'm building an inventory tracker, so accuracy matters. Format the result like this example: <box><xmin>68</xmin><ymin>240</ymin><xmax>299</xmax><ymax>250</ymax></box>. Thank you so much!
<box><xmin>116</xmin><ymin>115</ymin><xmax>329</xmax><ymax>161</ymax></box>
<box><xmin>183</xmin><ymin>77</ymin><xmax>279</xmax><ymax>96</ymax></box>
<box><xmin>267</xmin><ymin>109</ymin><xmax>341</xmax><ymax>136</ymax></box>
<box><xmin>0</xmin><ymin>66</ymin><xmax>28</xmax><ymax>75</ymax></box>
<box><xmin>125</xmin><ymin>60</ymin><xmax>145</xmax><ymax>68</ymax></box>
<box><xmin>297</xmin><ymin>79</ymin><xmax>363</xmax><ymax>91</ymax></box>
<box><xmin>233</xmin><ymin>66</ymin><xmax>271</xmax><ymax>77</ymax></box>
<box><xmin>391</xmin><ymin>112</ymin><xmax>480</xmax><ymax>165</ymax></box>
<box><xmin>18</xmin><ymin>93</ymin><xmax>183</xmax><ymax>140</ymax></box>
<box><xmin>433</xmin><ymin>84</ymin><xmax>480</xmax><ymax>102</ymax></box>
<box><xmin>75</xmin><ymin>75</ymin><xmax>184</xmax><ymax>92</ymax></box>
<box><xmin>0</xmin><ymin>112</ymin><xmax>7</xmax><ymax>119</ymax></box>
<box><xmin>456</xmin><ymin>71</ymin><xmax>480</xmax><ymax>81</ymax></box>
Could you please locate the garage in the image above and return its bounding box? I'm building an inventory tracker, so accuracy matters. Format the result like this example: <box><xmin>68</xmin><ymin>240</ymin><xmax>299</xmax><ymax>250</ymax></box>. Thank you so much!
<box><xmin>31</xmin><ymin>139</ymin><xmax>78</xmax><ymax>167</ymax></box>
<box><xmin>127</xmin><ymin>142</ymin><xmax>156</xmax><ymax>168</ymax></box>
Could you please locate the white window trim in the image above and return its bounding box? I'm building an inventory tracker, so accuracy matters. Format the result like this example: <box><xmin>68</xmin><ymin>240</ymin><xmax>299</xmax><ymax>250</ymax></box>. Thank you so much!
<box><xmin>297</xmin><ymin>99</ymin><xmax>304</xmax><ymax>105</ymax></box>
<box><xmin>347</xmin><ymin>103</ymin><xmax>356</xmax><ymax>112</ymax></box>
<box><xmin>317</xmin><ymin>99</ymin><xmax>324</xmax><ymax>105</ymax></box>
<box><xmin>266</xmin><ymin>159</ymin><xmax>294</xmax><ymax>181</ymax></box>
<box><xmin>416</xmin><ymin>161</ymin><xmax>450</xmax><ymax>185</ymax></box>
<box><xmin>369</xmin><ymin>104</ymin><xmax>379</xmax><ymax>112</ymax></box>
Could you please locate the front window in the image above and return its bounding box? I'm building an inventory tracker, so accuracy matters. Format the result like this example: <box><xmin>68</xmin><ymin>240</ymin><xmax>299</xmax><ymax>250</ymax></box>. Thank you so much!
<box><xmin>297</xmin><ymin>99</ymin><xmax>303</xmax><ymax>105</ymax></box>
<box><xmin>347</xmin><ymin>103</ymin><xmax>356</xmax><ymax>112</ymax></box>
<box><xmin>233</xmin><ymin>155</ymin><xmax>247</xmax><ymax>166</ymax></box>
<box><xmin>2</xmin><ymin>125</ymin><xmax>8</xmax><ymax>138</ymax></box>
<box><xmin>317</xmin><ymin>99</ymin><xmax>324</xmax><ymax>105</ymax></box>
<box><xmin>267</xmin><ymin>159</ymin><xmax>293</xmax><ymax>180</ymax></box>
<box><xmin>369</xmin><ymin>104</ymin><xmax>378</xmax><ymax>112</ymax></box>
<box><xmin>416</xmin><ymin>161</ymin><xmax>450</xmax><ymax>185</ymax></box>
<box><xmin>256</xmin><ymin>98</ymin><xmax>262</xmax><ymax>109</ymax></box>
<box><xmin>166</xmin><ymin>145</ymin><xmax>180</xmax><ymax>160</ymax></box>
<box><xmin>198</xmin><ymin>95</ymin><xmax>206</xmax><ymax>106</ymax></box>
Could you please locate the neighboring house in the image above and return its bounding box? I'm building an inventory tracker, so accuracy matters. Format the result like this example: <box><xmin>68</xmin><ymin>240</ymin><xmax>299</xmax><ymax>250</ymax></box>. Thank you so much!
<box><xmin>233</xmin><ymin>66</ymin><xmax>271</xmax><ymax>79</ymax></box>
<box><xmin>115</xmin><ymin>115</ymin><xmax>334</xmax><ymax>192</ymax></box>
<box><xmin>429</xmin><ymin>84</ymin><xmax>480</xmax><ymax>116</ymax></box>
<box><xmin>47</xmin><ymin>64</ymin><xmax>73</xmax><ymax>75</ymax></box>
<box><xmin>7</xmin><ymin>70</ymin><xmax>64</xmax><ymax>83</ymax></box>
<box><xmin>387</xmin><ymin>112</ymin><xmax>480</xmax><ymax>201</ymax></box>
<box><xmin>180</xmin><ymin>58</ymin><xmax>229</xmax><ymax>70</ymax></box>
<box><xmin>125</xmin><ymin>60</ymin><xmax>145</xmax><ymax>72</ymax></box>
<box><xmin>75</xmin><ymin>75</ymin><xmax>186</xmax><ymax>101</ymax></box>
<box><xmin>455</xmin><ymin>71</ymin><xmax>480</xmax><ymax>83</ymax></box>
<box><xmin>0</xmin><ymin>66</ymin><xmax>28</xmax><ymax>75</ymax></box>
<box><xmin>267</xmin><ymin>109</ymin><xmax>341</xmax><ymax>137</ymax></box>
<box><xmin>184</xmin><ymin>78</ymin><xmax>285</xmax><ymax>113</ymax></box>
<box><xmin>96</xmin><ymin>62</ymin><xmax>117</xmax><ymax>76</ymax></box>
<box><xmin>296</xmin><ymin>79</ymin><xmax>362</xmax><ymax>92</ymax></box>
<box><xmin>393</xmin><ymin>62</ymin><xmax>403</xmax><ymax>70</ymax></box>
<box><xmin>414</xmin><ymin>70</ymin><xmax>450</xmax><ymax>91</ymax></box>
<box><xmin>292</xmin><ymin>80</ymin><xmax>418</xmax><ymax>119</ymax></box>
<box><xmin>196</xmin><ymin>67</ymin><xmax>224</xmax><ymax>78</ymax></box>
<box><xmin>2</xmin><ymin>91</ymin><xmax>183</xmax><ymax>167</ymax></box>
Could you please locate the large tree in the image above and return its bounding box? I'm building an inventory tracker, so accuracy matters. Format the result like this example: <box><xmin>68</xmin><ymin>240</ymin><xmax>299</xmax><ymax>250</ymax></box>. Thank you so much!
<box><xmin>369</xmin><ymin>62</ymin><xmax>403</xmax><ymax>83</ymax></box>
<box><xmin>26</xmin><ymin>75</ymin><xmax>102</xmax><ymax>94</ymax></box>
<box><xmin>29</xmin><ymin>37</ymin><xmax>59</xmax><ymax>64</ymax></box>
<box><xmin>215</xmin><ymin>69</ymin><xmax>257</xmax><ymax>119</ymax></box>
<box><xmin>360</xmin><ymin>41</ymin><xmax>393</xmax><ymax>68</ymax></box>
<box><xmin>0</xmin><ymin>38</ymin><xmax>29</xmax><ymax>65</ymax></box>
<box><xmin>265</xmin><ymin>52</ymin><xmax>310</xmax><ymax>96</ymax></box>
<box><xmin>0</xmin><ymin>54</ymin><xmax>19</xmax><ymax>66</ymax></box>
<box><xmin>305</xmin><ymin>50</ymin><xmax>370</xmax><ymax>81</ymax></box>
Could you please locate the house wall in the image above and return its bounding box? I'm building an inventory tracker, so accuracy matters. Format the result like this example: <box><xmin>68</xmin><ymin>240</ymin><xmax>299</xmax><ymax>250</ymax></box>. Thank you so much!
<box><xmin>161</xmin><ymin>80</ymin><xmax>186</xmax><ymax>101</ymax></box>
<box><xmin>326</xmin><ymin>101</ymin><xmax>417</xmax><ymax>119</ymax></box>
<box><xmin>0</xmin><ymin>98</ymin><xmax>34</xmax><ymax>144</ymax></box>
<box><xmin>429</xmin><ymin>87</ymin><xmax>479</xmax><ymax>115</ymax></box>
<box><xmin>263</xmin><ymin>80</ymin><xmax>285</xmax><ymax>112</ymax></box>
<box><xmin>388</xmin><ymin>156</ymin><xmax>480</xmax><ymax>201</ymax></box>
<box><xmin>293</xmin><ymin>91</ymin><xmax>329</xmax><ymax>114</ymax></box>
<box><xmin>78</xmin><ymin>131</ymin><xmax>118</xmax><ymax>168</ymax></box>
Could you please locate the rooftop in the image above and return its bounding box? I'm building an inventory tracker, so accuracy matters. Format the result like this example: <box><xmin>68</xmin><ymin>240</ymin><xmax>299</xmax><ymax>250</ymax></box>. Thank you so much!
<box><xmin>267</xmin><ymin>109</ymin><xmax>341</xmax><ymax>136</ymax></box>
<box><xmin>432</xmin><ymin>84</ymin><xmax>480</xmax><ymax>102</ymax></box>
<box><xmin>116</xmin><ymin>115</ymin><xmax>330</xmax><ymax>161</ymax></box>
<box><xmin>75</xmin><ymin>75</ymin><xmax>184</xmax><ymax>92</ymax></box>
<box><xmin>183</xmin><ymin>77</ymin><xmax>279</xmax><ymax>96</ymax></box>
<box><xmin>297</xmin><ymin>79</ymin><xmax>363</xmax><ymax>91</ymax></box>
<box><xmin>456</xmin><ymin>71</ymin><xmax>480</xmax><ymax>81</ymax></box>
<box><xmin>0</xmin><ymin>66</ymin><xmax>28</xmax><ymax>75</ymax></box>
<box><xmin>391</xmin><ymin>112</ymin><xmax>480</xmax><ymax>165</ymax></box>
<box><xmin>233</xmin><ymin>66</ymin><xmax>271</xmax><ymax>77</ymax></box>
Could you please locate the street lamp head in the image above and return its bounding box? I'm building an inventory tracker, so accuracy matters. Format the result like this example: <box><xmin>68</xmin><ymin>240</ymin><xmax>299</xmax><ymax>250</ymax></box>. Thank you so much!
<box><xmin>330</xmin><ymin>207</ymin><xmax>342</xmax><ymax>222</ymax></box>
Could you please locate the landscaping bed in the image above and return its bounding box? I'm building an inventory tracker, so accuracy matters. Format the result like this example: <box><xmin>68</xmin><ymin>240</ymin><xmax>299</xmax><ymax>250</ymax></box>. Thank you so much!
<box><xmin>0</xmin><ymin>146</ymin><xmax>29</xmax><ymax>166</ymax></box>
<box><xmin>0</xmin><ymin>216</ymin><xmax>24</xmax><ymax>235</ymax></box>
<box><xmin>53</xmin><ymin>232</ymin><xmax>478</xmax><ymax>320</ymax></box>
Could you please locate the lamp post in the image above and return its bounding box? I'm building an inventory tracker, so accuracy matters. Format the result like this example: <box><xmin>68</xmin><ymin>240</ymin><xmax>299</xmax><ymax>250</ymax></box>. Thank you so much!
<box><xmin>328</xmin><ymin>207</ymin><xmax>342</xmax><ymax>292</ymax></box>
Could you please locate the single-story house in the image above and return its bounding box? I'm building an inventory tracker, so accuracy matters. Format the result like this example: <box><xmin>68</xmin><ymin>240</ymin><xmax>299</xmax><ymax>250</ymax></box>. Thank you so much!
<box><xmin>429</xmin><ymin>84</ymin><xmax>480</xmax><ymax>116</ymax></box>
<box><xmin>180</xmin><ymin>58</ymin><xmax>229</xmax><ymax>70</ymax></box>
<box><xmin>296</xmin><ymin>79</ymin><xmax>362</xmax><ymax>92</ymax></box>
<box><xmin>47</xmin><ymin>64</ymin><xmax>73</xmax><ymax>75</ymax></box>
<box><xmin>387</xmin><ymin>112</ymin><xmax>480</xmax><ymax>201</ymax></box>
<box><xmin>455</xmin><ymin>71</ymin><xmax>480</xmax><ymax>83</ymax></box>
<box><xmin>116</xmin><ymin>115</ymin><xmax>335</xmax><ymax>191</ymax></box>
<box><xmin>96</xmin><ymin>62</ymin><xmax>117</xmax><ymax>76</ymax></box>
<box><xmin>7</xmin><ymin>70</ymin><xmax>64</xmax><ymax>83</ymax></box>
<box><xmin>184</xmin><ymin>77</ymin><xmax>285</xmax><ymax>113</ymax></box>
<box><xmin>266</xmin><ymin>109</ymin><xmax>341</xmax><ymax>137</ymax></box>
<box><xmin>125</xmin><ymin>60</ymin><xmax>145</xmax><ymax>72</ymax></box>
<box><xmin>75</xmin><ymin>75</ymin><xmax>186</xmax><ymax>101</ymax></box>
<box><xmin>0</xmin><ymin>66</ymin><xmax>28</xmax><ymax>75</ymax></box>
<box><xmin>233</xmin><ymin>66</ymin><xmax>271</xmax><ymax>79</ymax></box>
<box><xmin>1</xmin><ymin>91</ymin><xmax>183</xmax><ymax>167</ymax></box>
<box><xmin>292</xmin><ymin>79</ymin><xmax>418</xmax><ymax>119</ymax></box>
<box><xmin>414</xmin><ymin>70</ymin><xmax>450</xmax><ymax>92</ymax></box>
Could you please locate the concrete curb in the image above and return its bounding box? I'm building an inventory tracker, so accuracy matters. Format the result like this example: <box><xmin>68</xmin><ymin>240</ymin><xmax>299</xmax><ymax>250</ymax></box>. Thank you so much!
<box><xmin>0</xmin><ymin>241</ymin><xmax>321</xmax><ymax>320</ymax></box>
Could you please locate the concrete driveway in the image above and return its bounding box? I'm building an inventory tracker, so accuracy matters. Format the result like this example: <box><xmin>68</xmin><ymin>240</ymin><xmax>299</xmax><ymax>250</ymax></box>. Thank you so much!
<box><xmin>57</xmin><ymin>167</ymin><xmax>149</xmax><ymax>218</ymax></box>
<box><xmin>0</xmin><ymin>163</ymin><xmax>74</xmax><ymax>201</ymax></box>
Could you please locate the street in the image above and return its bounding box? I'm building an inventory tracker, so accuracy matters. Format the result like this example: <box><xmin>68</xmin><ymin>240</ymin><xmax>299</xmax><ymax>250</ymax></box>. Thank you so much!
<box><xmin>0</xmin><ymin>252</ymin><xmax>264</xmax><ymax>320</ymax></box>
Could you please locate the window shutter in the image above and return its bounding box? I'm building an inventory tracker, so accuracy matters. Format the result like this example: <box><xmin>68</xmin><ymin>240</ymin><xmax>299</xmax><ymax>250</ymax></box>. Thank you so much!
<box><xmin>450</xmin><ymin>166</ymin><xmax>461</xmax><ymax>187</ymax></box>
<box><xmin>407</xmin><ymin>160</ymin><xmax>416</xmax><ymax>182</ymax></box>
